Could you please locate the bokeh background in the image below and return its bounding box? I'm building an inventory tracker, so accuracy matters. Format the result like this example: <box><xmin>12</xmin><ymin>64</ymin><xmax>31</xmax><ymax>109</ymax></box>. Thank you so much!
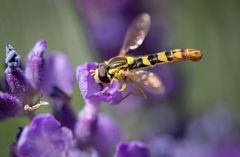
<box><xmin>0</xmin><ymin>0</ymin><xmax>240</xmax><ymax>156</ymax></box>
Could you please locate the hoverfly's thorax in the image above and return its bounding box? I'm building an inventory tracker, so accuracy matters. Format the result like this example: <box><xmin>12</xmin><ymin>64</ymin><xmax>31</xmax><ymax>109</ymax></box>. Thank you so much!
<box><xmin>107</xmin><ymin>56</ymin><xmax>128</xmax><ymax>76</ymax></box>
<box><xmin>107</xmin><ymin>57</ymin><xmax>128</xmax><ymax>69</ymax></box>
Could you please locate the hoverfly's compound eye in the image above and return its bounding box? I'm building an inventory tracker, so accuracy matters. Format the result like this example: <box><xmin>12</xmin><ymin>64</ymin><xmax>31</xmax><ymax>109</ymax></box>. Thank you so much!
<box><xmin>98</xmin><ymin>63</ymin><xmax>111</xmax><ymax>83</ymax></box>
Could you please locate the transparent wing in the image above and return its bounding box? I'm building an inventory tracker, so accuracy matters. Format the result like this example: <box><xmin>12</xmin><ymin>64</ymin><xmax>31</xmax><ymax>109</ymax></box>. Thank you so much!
<box><xmin>119</xmin><ymin>13</ymin><xmax>151</xmax><ymax>56</ymax></box>
<box><xmin>126</xmin><ymin>70</ymin><xmax>165</xmax><ymax>94</ymax></box>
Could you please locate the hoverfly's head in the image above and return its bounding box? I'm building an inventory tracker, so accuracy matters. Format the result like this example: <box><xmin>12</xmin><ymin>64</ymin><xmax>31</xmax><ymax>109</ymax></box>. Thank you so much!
<box><xmin>187</xmin><ymin>49</ymin><xmax>203</xmax><ymax>61</ymax></box>
<box><xmin>93</xmin><ymin>62</ymin><xmax>111</xmax><ymax>84</ymax></box>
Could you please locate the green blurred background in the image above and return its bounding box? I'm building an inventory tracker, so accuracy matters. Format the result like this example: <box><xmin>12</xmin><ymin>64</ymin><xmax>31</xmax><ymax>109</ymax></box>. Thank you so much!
<box><xmin>0</xmin><ymin>0</ymin><xmax>240</xmax><ymax>156</ymax></box>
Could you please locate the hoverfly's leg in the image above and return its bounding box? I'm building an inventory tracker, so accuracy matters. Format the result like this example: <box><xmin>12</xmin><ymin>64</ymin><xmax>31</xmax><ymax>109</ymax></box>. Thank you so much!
<box><xmin>119</xmin><ymin>91</ymin><xmax>140</xmax><ymax>103</ymax></box>
<box><xmin>118</xmin><ymin>78</ymin><xmax>128</xmax><ymax>92</ymax></box>
<box><xmin>90</xmin><ymin>69</ymin><xmax>95</xmax><ymax>76</ymax></box>
<box><xmin>110</xmin><ymin>77</ymin><xmax>120</xmax><ymax>85</ymax></box>
<box><xmin>119</xmin><ymin>79</ymin><xmax>147</xmax><ymax>102</ymax></box>
<box><xmin>120</xmin><ymin>70</ymin><xmax>147</xmax><ymax>99</ymax></box>
<box><xmin>101</xmin><ymin>86</ymin><xmax>109</xmax><ymax>93</ymax></box>
<box><xmin>116</xmin><ymin>69</ymin><xmax>129</xmax><ymax>92</ymax></box>
<box><xmin>102</xmin><ymin>77</ymin><xmax>120</xmax><ymax>94</ymax></box>
<box><xmin>129</xmin><ymin>79</ymin><xmax>147</xmax><ymax>99</ymax></box>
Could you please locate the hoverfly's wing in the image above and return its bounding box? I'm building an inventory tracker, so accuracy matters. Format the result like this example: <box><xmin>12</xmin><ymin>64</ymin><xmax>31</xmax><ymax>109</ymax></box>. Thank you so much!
<box><xmin>119</xmin><ymin>13</ymin><xmax>151</xmax><ymax>56</ymax></box>
<box><xmin>126</xmin><ymin>70</ymin><xmax>165</xmax><ymax>94</ymax></box>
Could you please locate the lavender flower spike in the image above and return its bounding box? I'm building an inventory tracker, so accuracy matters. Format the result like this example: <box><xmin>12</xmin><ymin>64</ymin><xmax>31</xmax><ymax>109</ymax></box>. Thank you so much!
<box><xmin>114</xmin><ymin>141</ymin><xmax>151</xmax><ymax>157</ymax></box>
<box><xmin>42</xmin><ymin>52</ymin><xmax>76</xmax><ymax>129</ymax></box>
<box><xmin>0</xmin><ymin>91</ymin><xmax>21</xmax><ymax>120</ymax></box>
<box><xmin>75</xmin><ymin>107</ymin><xmax>123</xmax><ymax>157</ymax></box>
<box><xmin>25</xmin><ymin>40</ymin><xmax>47</xmax><ymax>91</ymax></box>
<box><xmin>76</xmin><ymin>63</ymin><xmax>123</xmax><ymax>104</ymax></box>
<box><xmin>5</xmin><ymin>44</ymin><xmax>30</xmax><ymax>96</ymax></box>
<box><xmin>17</xmin><ymin>114</ymin><xmax>73</xmax><ymax>157</ymax></box>
<box><xmin>94</xmin><ymin>114</ymin><xmax>123</xmax><ymax>157</ymax></box>
<box><xmin>5</xmin><ymin>44</ymin><xmax>21</xmax><ymax>72</ymax></box>
<box><xmin>75</xmin><ymin>99</ymin><xmax>99</xmax><ymax>145</ymax></box>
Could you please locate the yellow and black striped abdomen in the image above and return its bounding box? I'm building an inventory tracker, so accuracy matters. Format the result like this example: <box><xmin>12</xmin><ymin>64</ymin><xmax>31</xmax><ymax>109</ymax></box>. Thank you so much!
<box><xmin>128</xmin><ymin>49</ymin><xmax>202</xmax><ymax>69</ymax></box>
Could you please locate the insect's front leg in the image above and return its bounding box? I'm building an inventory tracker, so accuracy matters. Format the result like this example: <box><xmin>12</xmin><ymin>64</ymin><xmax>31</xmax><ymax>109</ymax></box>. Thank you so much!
<box><xmin>131</xmin><ymin>80</ymin><xmax>147</xmax><ymax>99</ymax></box>
<box><xmin>101</xmin><ymin>77</ymin><xmax>120</xmax><ymax>94</ymax></box>
<box><xmin>121</xmin><ymin>77</ymin><xmax>147</xmax><ymax>100</ymax></box>
<box><xmin>110</xmin><ymin>77</ymin><xmax>120</xmax><ymax>85</ymax></box>
<box><xmin>118</xmin><ymin>79</ymin><xmax>147</xmax><ymax>102</ymax></box>
<box><xmin>114</xmin><ymin>69</ymin><xmax>129</xmax><ymax>92</ymax></box>
<box><xmin>118</xmin><ymin>78</ymin><xmax>128</xmax><ymax>92</ymax></box>
<box><xmin>90</xmin><ymin>69</ymin><xmax>95</xmax><ymax>76</ymax></box>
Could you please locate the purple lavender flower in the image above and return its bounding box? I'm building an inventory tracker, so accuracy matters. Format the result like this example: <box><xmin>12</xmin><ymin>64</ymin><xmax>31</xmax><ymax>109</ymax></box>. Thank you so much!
<box><xmin>114</xmin><ymin>141</ymin><xmax>150</xmax><ymax>157</ymax></box>
<box><xmin>1</xmin><ymin>40</ymin><xmax>77</xmax><ymax>126</ymax></box>
<box><xmin>16</xmin><ymin>114</ymin><xmax>73</xmax><ymax>157</ymax></box>
<box><xmin>25</xmin><ymin>40</ymin><xmax>46</xmax><ymax>92</ymax></box>
<box><xmin>0</xmin><ymin>91</ymin><xmax>21</xmax><ymax>120</ymax></box>
<box><xmin>43</xmin><ymin>52</ymin><xmax>73</xmax><ymax>96</ymax></box>
<box><xmin>76</xmin><ymin>62</ymin><xmax>123</xmax><ymax>104</ymax></box>
<box><xmin>93</xmin><ymin>114</ymin><xmax>123</xmax><ymax>157</ymax></box>
<box><xmin>0</xmin><ymin>41</ymin><xmax>48</xmax><ymax>118</ymax></box>
<box><xmin>5</xmin><ymin>44</ymin><xmax>31</xmax><ymax>97</ymax></box>
<box><xmin>5</xmin><ymin>44</ymin><xmax>21</xmax><ymax>71</ymax></box>
<box><xmin>52</xmin><ymin>97</ymin><xmax>76</xmax><ymax>130</ymax></box>
<box><xmin>43</xmin><ymin>53</ymin><xmax>76</xmax><ymax>130</ymax></box>
<box><xmin>75</xmin><ymin>103</ymin><xmax>122</xmax><ymax>157</ymax></box>
<box><xmin>75</xmin><ymin>100</ymin><xmax>99</xmax><ymax>145</ymax></box>
<box><xmin>4</xmin><ymin>41</ymin><xmax>47</xmax><ymax>99</ymax></box>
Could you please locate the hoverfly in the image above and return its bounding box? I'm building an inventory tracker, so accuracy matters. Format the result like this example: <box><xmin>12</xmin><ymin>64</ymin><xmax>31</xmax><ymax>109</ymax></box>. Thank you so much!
<box><xmin>90</xmin><ymin>13</ymin><xmax>202</xmax><ymax>100</ymax></box>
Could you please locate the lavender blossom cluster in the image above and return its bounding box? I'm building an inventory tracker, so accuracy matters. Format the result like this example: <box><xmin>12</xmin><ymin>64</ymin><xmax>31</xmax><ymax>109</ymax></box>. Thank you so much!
<box><xmin>1</xmin><ymin>2</ymin><xmax>240</xmax><ymax>157</ymax></box>
<box><xmin>1</xmin><ymin>39</ymin><xmax>240</xmax><ymax>157</ymax></box>
<box><xmin>0</xmin><ymin>40</ymin><xmax>150</xmax><ymax>157</ymax></box>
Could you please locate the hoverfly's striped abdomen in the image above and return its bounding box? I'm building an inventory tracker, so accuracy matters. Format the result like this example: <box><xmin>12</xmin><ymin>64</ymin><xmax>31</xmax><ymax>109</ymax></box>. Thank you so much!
<box><xmin>128</xmin><ymin>49</ymin><xmax>202</xmax><ymax>70</ymax></box>
<box><xmin>147</xmin><ymin>54</ymin><xmax>159</xmax><ymax>65</ymax></box>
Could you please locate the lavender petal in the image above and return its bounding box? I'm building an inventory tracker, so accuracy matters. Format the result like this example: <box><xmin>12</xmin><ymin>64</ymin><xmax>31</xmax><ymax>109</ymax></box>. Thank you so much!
<box><xmin>114</xmin><ymin>141</ymin><xmax>151</xmax><ymax>157</ymax></box>
<box><xmin>42</xmin><ymin>52</ymin><xmax>73</xmax><ymax>96</ymax></box>
<box><xmin>17</xmin><ymin>114</ymin><xmax>73</xmax><ymax>157</ymax></box>
<box><xmin>0</xmin><ymin>92</ymin><xmax>21</xmax><ymax>120</ymax></box>
<box><xmin>53</xmin><ymin>101</ymin><xmax>76</xmax><ymax>130</ymax></box>
<box><xmin>49</xmin><ymin>86</ymin><xmax>76</xmax><ymax>130</ymax></box>
<box><xmin>75</xmin><ymin>100</ymin><xmax>100</xmax><ymax>145</ymax></box>
<box><xmin>94</xmin><ymin>114</ymin><xmax>123</xmax><ymax>157</ymax></box>
<box><xmin>5</xmin><ymin>67</ymin><xmax>31</xmax><ymax>97</ymax></box>
<box><xmin>25</xmin><ymin>40</ymin><xmax>47</xmax><ymax>91</ymax></box>
<box><xmin>4</xmin><ymin>44</ymin><xmax>31</xmax><ymax>97</ymax></box>
<box><xmin>5</xmin><ymin>44</ymin><xmax>21</xmax><ymax>72</ymax></box>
